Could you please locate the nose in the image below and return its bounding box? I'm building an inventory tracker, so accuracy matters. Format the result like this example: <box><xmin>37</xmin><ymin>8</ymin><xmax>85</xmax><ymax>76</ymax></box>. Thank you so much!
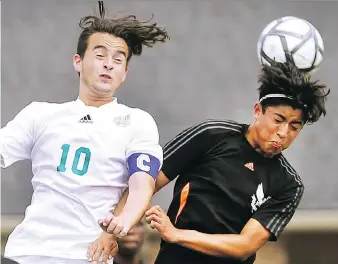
<box><xmin>103</xmin><ymin>58</ymin><xmax>114</xmax><ymax>71</ymax></box>
<box><xmin>277</xmin><ymin>124</ymin><xmax>288</xmax><ymax>139</ymax></box>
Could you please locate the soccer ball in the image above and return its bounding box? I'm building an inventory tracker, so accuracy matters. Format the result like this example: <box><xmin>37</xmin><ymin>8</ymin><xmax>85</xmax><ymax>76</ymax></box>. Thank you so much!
<box><xmin>257</xmin><ymin>16</ymin><xmax>324</xmax><ymax>74</ymax></box>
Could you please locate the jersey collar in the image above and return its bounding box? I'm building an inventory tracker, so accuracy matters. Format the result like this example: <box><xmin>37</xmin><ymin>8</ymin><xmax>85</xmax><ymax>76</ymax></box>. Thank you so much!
<box><xmin>74</xmin><ymin>97</ymin><xmax>118</xmax><ymax>110</ymax></box>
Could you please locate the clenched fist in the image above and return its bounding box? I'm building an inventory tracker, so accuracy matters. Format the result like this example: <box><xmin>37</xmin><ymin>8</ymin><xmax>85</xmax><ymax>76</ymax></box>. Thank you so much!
<box><xmin>98</xmin><ymin>212</ymin><xmax>131</xmax><ymax>238</ymax></box>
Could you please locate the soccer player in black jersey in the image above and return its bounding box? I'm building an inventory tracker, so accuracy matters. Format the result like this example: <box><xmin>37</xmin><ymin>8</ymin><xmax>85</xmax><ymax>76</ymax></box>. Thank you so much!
<box><xmin>142</xmin><ymin>62</ymin><xmax>330</xmax><ymax>264</ymax></box>
<box><xmin>100</xmin><ymin>62</ymin><xmax>329</xmax><ymax>263</ymax></box>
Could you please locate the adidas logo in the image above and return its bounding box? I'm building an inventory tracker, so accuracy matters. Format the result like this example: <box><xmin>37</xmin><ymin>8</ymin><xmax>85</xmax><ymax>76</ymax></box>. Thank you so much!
<box><xmin>245</xmin><ymin>162</ymin><xmax>254</xmax><ymax>171</ymax></box>
<box><xmin>79</xmin><ymin>114</ymin><xmax>93</xmax><ymax>124</ymax></box>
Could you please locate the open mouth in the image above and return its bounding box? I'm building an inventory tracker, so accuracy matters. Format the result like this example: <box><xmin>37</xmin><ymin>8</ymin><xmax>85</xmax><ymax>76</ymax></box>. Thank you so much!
<box><xmin>100</xmin><ymin>74</ymin><xmax>112</xmax><ymax>80</ymax></box>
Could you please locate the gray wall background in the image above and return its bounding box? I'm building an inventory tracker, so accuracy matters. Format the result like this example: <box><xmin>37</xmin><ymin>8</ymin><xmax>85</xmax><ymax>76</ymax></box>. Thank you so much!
<box><xmin>1</xmin><ymin>0</ymin><xmax>337</xmax><ymax>215</ymax></box>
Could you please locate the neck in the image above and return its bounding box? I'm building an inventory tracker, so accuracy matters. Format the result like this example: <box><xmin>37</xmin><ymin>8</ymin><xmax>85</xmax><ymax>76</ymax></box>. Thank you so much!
<box><xmin>113</xmin><ymin>255</ymin><xmax>141</xmax><ymax>264</ymax></box>
<box><xmin>245</xmin><ymin>124</ymin><xmax>274</xmax><ymax>158</ymax></box>
<box><xmin>78</xmin><ymin>86</ymin><xmax>115</xmax><ymax>107</ymax></box>
<box><xmin>245</xmin><ymin>125</ymin><xmax>259</xmax><ymax>152</ymax></box>
<box><xmin>78</xmin><ymin>93</ymin><xmax>114</xmax><ymax>107</ymax></box>
<box><xmin>78</xmin><ymin>78</ymin><xmax>116</xmax><ymax>107</ymax></box>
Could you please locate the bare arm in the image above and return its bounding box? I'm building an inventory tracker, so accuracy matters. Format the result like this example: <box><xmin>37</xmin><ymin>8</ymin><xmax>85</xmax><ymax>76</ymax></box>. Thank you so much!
<box><xmin>146</xmin><ymin>206</ymin><xmax>270</xmax><ymax>261</ymax></box>
<box><xmin>116</xmin><ymin>172</ymin><xmax>155</xmax><ymax>229</ymax></box>
<box><xmin>112</xmin><ymin>170</ymin><xmax>170</xmax><ymax>218</ymax></box>
<box><xmin>173</xmin><ymin>218</ymin><xmax>270</xmax><ymax>260</ymax></box>
<box><xmin>155</xmin><ymin>170</ymin><xmax>170</xmax><ymax>193</ymax></box>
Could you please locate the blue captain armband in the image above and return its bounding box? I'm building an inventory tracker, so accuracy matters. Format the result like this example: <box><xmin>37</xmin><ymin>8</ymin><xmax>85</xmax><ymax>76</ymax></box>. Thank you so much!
<box><xmin>127</xmin><ymin>153</ymin><xmax>161</xmax><ymax>179</ymax></box>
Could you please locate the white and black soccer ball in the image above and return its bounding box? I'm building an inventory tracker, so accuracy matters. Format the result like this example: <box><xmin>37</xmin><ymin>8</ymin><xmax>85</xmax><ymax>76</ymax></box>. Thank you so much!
<box><xmin>257</xmin><ymin>16</ymin><xmax>324</xmax><ymax>74</ymax></box>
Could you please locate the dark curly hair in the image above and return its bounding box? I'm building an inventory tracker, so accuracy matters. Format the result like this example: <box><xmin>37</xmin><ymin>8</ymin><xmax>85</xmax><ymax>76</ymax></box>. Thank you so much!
<box><xmin>258</xmin><ymin>62</ymin><xmax>330</xmax><ymax>124</ymax></box>
<box><xmin>76</xmin><ymin>1</ymin><xmax>170</xmax><ymax>63</ymax></box>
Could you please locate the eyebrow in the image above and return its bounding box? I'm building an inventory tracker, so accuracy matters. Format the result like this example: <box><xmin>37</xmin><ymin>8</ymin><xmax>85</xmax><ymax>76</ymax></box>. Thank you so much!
<box><xmin>93</xmin><ymin>45</ymin><xmax>127</xmax><ymax>58</ymax></box>
<box><xmin>93</xmin><ymin>45</ymin><xmax>107</xmax><ymax>51</ymax></box>
<box><xmin>274</xmin><ymin>113</ymin><xmax>303</xmax><ymax>125</ymax></box>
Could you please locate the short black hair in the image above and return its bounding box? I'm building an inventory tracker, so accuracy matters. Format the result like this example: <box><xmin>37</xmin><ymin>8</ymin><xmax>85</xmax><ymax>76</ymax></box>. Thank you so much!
<box><xmin>258</xmin><ymin>62</ymin><xmax>330</xmax><ymax>124</ymax></box>
<box><xmin>76</xmin><ymin>1</ymin><xmax>169</xmax><ymax>63</ymax></box>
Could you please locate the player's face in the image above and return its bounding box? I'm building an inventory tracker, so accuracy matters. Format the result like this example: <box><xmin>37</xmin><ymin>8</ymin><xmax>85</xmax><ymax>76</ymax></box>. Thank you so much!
<box><xmin>73</xmin><ymin>32</ymin><xmax>129</xmax><ymax>97</ymax></box>
<box><xmin>253</xmin><ymin>104</ymin><xmax>304</xmax><ymax>157</ymax></box>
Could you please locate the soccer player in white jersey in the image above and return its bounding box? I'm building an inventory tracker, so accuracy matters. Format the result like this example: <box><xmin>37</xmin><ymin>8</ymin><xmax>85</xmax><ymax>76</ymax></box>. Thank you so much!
<box><xmin>1</xmin><ymin>1</ymin><xmax>169</xmax><ymax>264</ymax></box>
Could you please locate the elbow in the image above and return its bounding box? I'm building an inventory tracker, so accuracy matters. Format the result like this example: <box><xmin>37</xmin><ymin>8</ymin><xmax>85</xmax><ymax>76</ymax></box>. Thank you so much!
<box><xmin>215</xmin><ymin>249</ymin><xmax>249</xmax><ymax>260</ymax></box>
<box><xmin>229</xmin><ymin>250</ymin><xmax>252</xmax><ymax>262</ymax></box>
<box><xmin>229</xmin><ymin>249</ymin><xmax>250</xmax><ymax>261</ymax></box>
<box><xmin>238</xmin><ymin>252</ymin><xmax>252</xmax><ymax>262</ymax></box>
<box><xmin>229</xmin><ymin>243</ymin><xmax>254</xmax><ymax>261</ymax></box>
<box><xmin>212</xmin><ymin>245</ymin><xmax>250</xmax><ymax>260</ymax></box>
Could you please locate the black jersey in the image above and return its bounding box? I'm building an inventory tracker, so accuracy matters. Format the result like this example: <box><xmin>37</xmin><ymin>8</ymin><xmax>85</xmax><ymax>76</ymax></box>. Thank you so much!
<box><xmin>155</xmin><ymin>120</ymin><xmax>304</xmax><ymax>264</ymax></box>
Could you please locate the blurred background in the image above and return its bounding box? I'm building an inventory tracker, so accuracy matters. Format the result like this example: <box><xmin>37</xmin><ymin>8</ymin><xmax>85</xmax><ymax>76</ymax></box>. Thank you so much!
<box><xmin>1</xmin><ymin>0</ymin><xmax>338</xmax><ymax>263</ymax></box>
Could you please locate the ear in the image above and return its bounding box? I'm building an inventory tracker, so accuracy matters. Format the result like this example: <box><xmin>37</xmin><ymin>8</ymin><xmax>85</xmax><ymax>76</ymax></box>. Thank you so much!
<box><xmin>73</xmin><ymin>54</ymin><xmax>82</xmax><ymax>73</ymax></box>
<box><xmin>253</xmin><ymin>103</ymin><xmax>263</xmax><ymax>119</ymax></box>
<box><xmin>122</xmin><ymin>66</ymin><xmax>129</xmax><ymax>83</ymax></box>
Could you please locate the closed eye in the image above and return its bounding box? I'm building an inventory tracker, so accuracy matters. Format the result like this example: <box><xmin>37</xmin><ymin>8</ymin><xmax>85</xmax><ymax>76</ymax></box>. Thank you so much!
<box><xmin>290</xmin><ymin>125</ymin><xmax>301</xmax><ymax>131</ymax></box>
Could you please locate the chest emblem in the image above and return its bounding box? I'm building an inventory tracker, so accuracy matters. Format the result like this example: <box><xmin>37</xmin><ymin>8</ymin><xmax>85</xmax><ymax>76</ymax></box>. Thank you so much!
<box><xmin>113</xmin><ymin>115</ymin><xmax>130</xmax><ymax>127</ymax></box>
<box><xmin>251</xmin><ymin>183</ymin><xmax>271</xmax><ymax>212</ymax></box>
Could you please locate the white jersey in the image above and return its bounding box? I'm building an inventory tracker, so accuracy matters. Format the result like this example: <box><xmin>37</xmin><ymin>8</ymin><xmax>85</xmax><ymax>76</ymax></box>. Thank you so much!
<box><xmin>1</xmin><ymin>98</ymin><xmax>163</xmax><ymax>260</ymax></box>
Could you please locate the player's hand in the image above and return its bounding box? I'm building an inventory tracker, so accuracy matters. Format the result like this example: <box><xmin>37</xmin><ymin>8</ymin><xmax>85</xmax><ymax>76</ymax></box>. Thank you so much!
<box><xmin>98</xmin><ymin>212</ymin><xmax>131</xmax><ymax>238</ymax></box>
<box><xmin>87</xmin><ymin>231</ymin><xmax>118</xmax><ymax>264</ymax></box>
<box><xmin>145</xmin><ymin>205</ymin><xmax>180</xmax><ymax>243</ymax></box>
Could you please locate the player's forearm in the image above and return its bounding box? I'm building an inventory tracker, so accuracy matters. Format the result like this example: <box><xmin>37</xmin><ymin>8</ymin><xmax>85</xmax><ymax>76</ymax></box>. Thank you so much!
<box><xmin>174</xmin><ymin>229</ymin><xmax>254</xmax><ymax>260</ymax></box>
<box><xmin>119</xmin><ymin>188</ymin><xmax>152</xmax><ymax>228</ymax></box>
<box><xmin>118</xmin><ymin>172</ymin><xmax>155</xmax><ymax>228</ymax></box>
<box><xmin>112</xmin><ymin>171</ymin><xmax>168</xmax><ymax>221</ymax></box>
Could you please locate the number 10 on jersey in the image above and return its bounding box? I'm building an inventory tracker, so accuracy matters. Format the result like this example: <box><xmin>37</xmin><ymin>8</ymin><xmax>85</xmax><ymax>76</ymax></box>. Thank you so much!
<box><xmin>57</xmin><ymin>144</ymin><xmax>91</xmax><ymax>176</ymax></box>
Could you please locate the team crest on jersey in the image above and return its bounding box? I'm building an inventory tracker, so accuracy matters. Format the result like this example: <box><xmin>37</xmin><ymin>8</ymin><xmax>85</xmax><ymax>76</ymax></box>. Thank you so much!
<box><xmin>251</xmin><ymin>183</ymin><xmax>271</xmax><ymax>213</ymax></box>
<box><xmin>113</xmin><ymin>115</ymin><xmax>130</xmax><ymax>127</ymax></box>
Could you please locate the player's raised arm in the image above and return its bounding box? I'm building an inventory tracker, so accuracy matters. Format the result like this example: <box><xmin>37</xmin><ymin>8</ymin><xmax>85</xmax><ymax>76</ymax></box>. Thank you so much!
<box><xmin>0</xmin><ymin>102</ymin><xmax>38</xmax><ymax>168</ymax></box>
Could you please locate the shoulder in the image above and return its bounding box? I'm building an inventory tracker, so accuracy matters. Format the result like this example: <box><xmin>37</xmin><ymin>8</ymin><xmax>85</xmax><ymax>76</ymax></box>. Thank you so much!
<box><xmin>181</xmin><ymin>119</ymin><xmax>244</xmax><ymax>138</ymax></box>
<box><xmin>38</xmin><ymin>100</ymin><xmax>81</xmax><ymax>118</ymax></box>
<box><xmin>30</xmin><ymin>100</ymin><xmax>72</xmax><ymax>108</ymax></box>
<box><xmin>18</xmin><ymin>100</ymin><xmax>74</xmax><ymax>119</ymax></box>
<box><xmin>31</xmin><ymin>100</ymin><xmax>75</xmax><ymax>109</ymax></box>
<box><xmin>276</xmin><ymin>155</ymin><xmax>304</xmax><ymax>192</ymax></box>
<box><xmin>116</xmin><ymin>104</ymin><xmax>158</xmax><ymax>131</ymax></box>
<box><xmin>117</xmin><ymin>103</ymin><xmax>154</xmax><ymax>119</ymax></box>
<box><xmin>163</xmin><ymin>119</ymin><xmax>244</xmax><ymax>150</ymax></box>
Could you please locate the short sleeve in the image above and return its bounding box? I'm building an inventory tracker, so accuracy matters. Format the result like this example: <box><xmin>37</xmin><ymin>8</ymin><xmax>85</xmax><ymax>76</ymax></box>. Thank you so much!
<box><xmin>0</xmin><ymin>102</ymin><xmax>38</xmax><ymax>168</ymax></box>
<box><xmin>126</xmin><ymin>110</ymin><xmax>163</xmax><ymax>178</ymax></box>
<box><xmin>162</xmin><ymin>120</ymin><xmax>241</xmax><ymax>181</ymax></box>
<box><xmin>252</xmin><ymin>183</ymin><xmax>304</xmax><ymax>241</ymax></box>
